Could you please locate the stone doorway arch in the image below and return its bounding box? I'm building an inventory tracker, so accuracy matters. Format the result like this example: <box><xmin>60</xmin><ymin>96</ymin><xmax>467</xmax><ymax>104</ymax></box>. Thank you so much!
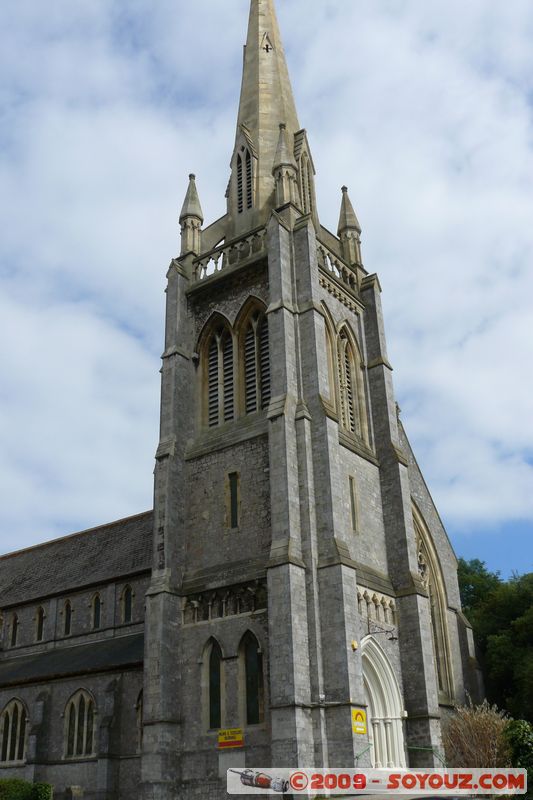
<box><xmin>362</xmin><ymin>636</ymin><xmax>407</xmax><ymax>768</ymax></box>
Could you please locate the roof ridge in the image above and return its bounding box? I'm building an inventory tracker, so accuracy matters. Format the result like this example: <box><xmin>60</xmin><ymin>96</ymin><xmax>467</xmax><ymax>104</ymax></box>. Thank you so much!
<box><xmin>0</xmin><ymin>510</ymin><xmax>153</xmax><ymax>561</ymax></box>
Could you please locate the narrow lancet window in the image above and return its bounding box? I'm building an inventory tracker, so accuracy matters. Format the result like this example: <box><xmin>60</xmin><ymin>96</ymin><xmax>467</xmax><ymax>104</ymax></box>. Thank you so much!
<box><xmin>241</xmin><ymin>632</ymin><xmax>264</xmax><ymax>725</ymax></box>
<box><xmin>36</xmin><ymin>606</ymin><xmax>44</xmax><ymax>642</ymax></box>
<box><xmin>10</xmin><ymin>614</ymin><xmax>18</xmax><ymax>647</ymax></box>
<box><xmin>64</xmin><ymin>601</ymin><xmax>72</xmax><ymax>636</ymax></box>
<box><xmin>349</xmin><ymin>476</ymin><xmax>359</xmax><ymax>533</ymax></box>
<box><xmin>122</xmin><ymin>586</ymin><xmax>133</xmax><ymax>624</ymax></box>
<box><xmin>209</xmin><ymin>641</ymin><xmax>222</xmax><ymax>729</ymax></box>
<box><xmin>228</xmin><ymin>472</ymin><xmax>239</xmax><ymax>529</ymax></box>
<box><xmin>92</xmin><ymin>594</ymin><xmax>101</xmax><ymax>630</ymax></box>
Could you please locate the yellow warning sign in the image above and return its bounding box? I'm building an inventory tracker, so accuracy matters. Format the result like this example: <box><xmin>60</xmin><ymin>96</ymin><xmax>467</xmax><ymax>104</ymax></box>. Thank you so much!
<box><xmin>218</xmin><ymin>728</ymin><xmax>244</xmax><ymax>749</ymax></box>
<box><xmin>352</xmin><ymin>708</ymin><xmax>367</xmax><ymax>735</ymax></box>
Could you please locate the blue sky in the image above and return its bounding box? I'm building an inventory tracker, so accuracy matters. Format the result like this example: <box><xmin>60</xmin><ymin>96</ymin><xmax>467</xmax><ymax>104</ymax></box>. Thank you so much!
<box><xmin>1</xmin><ymin>0</ymin><xmax>532</xmax><ymax>578</ymax></box>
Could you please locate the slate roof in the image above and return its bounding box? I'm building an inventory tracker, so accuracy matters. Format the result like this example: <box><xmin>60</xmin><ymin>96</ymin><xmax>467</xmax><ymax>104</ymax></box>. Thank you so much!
<box><xmin>0</xmin><ymin>633</ymin><xmax>144</xmax><ymax>687</ymax></box>
<box><xmin>0</xmin><ymin>511</ymin><xmax>153</xmax><ymax>608</ymax></box>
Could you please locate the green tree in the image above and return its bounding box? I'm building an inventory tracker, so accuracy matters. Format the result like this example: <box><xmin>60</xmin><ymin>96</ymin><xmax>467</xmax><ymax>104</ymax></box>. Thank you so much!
<box><xmin>457</xmin><ymin>557</ymin><xmax>501</xmax><ymax>618</ymax></box>
<box><xmin>504</xmin><ymin>720</ymin><xmax>533</xmax><ymax>800</ymax></box>
<box><xmin>458</xmin><ymin>561</ymin><xmax>533</xmax><ymax>722</ymax></box>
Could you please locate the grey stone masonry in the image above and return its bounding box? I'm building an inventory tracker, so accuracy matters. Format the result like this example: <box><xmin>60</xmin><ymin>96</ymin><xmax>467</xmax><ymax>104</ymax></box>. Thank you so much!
<box><xmin>0</xmin><ymin>1</ymin><xmax>481</xmax><ymax>798</ymax></box>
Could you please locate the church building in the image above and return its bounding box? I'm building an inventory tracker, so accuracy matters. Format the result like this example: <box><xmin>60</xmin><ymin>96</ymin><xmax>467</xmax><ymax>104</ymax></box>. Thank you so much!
<box><xmin>0</xmin><ymin>1</ymin><xmax>481</xmax><ymax>798</ymax></box>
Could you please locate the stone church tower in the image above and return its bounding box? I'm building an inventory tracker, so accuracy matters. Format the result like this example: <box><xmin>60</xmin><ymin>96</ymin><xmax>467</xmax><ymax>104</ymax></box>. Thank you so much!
<box><xmin>141</xmin><ymin>0</ymin><xmax>480</xmax><ymax>797</ymax></box>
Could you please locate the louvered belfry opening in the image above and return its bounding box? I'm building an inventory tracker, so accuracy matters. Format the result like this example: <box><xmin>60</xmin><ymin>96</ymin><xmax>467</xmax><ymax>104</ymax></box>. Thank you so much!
<box><xmin>258</xmin><ymin>316</ymin><xmax>270</xmax><ymax>408</ymax></box>
<box><xmin>237</xmin><ymin>154</ymin><xmax>244</xmax><ymax>214</ymax></box>
<box><xmin>245</xmin><ymin>149</ymin><xmax>253</xmax><ymax>210</ymax></box>
<box><xmin>236</xmin><ymin>147</ymin><xmax>253</xmax><ymax>215</ymax></box>
<box><xmin>338</xmin><ymin>331</ymin><xmax>358</xmax><ymax>436</ymax></box>
<box><xmin>344</xmin><ymin>344</ymin><xmax>356</xmax><ymax>434</ymax></box>
<box><xmin>208</xmin><ymin>336</ymin><xmax>219</xmax><ymax>427</ymax></box>
<box><xmin>207</xmin><ymin>325</ymin><xmax>235</xmax><ymax>427</ymax></box>
<box><xmin>203</xmin><ymin>308</ymin><xmax>270</xmax><ymax>428</ymax></box>
<box><xmin>243</xmin><ymin>311</ymin><xmax>270</xmax><ymax>414</ymax></box>
<box><xmin>244</xmin><ymin>324</ymin><xmax>256</xmax><ymax>414</ymax></box>
<box><xmin>222</xmin><ymin>333</ymin><xmax>234</xmax><ymax>422</ymax></box>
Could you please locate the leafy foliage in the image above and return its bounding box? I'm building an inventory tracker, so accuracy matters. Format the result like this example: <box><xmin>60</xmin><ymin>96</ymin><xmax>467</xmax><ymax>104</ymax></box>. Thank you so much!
<box><xmin>457</xmin><ymin>557</ymin><xmax>501</xmax><ymax>617</ymax></box>
<box><xmin>458</xmin><ymin>559</ymin><xmax>533</xmax><ymax>722</ymax></box>
<box><xmin>504</xmin><ymin>720</ymin><xmax>533</xmax><ymax>799</ymax></box>
<box><xmin>0</xmin><ymin>780</ymin><xmax>31</xmax><ymax>800</ymax></box>
<box><xmin>0</xmin><ymin>780</ymin><xmax>53</xmax><ymax>800</ymax></box>
<box><xmin>31</xmin><ymin>785</ymin><xmax>53</xmax><ymax>800</ymax></box>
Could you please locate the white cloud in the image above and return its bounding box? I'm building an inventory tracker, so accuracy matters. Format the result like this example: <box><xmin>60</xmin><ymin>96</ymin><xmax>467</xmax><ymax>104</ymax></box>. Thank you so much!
<box><xmin>0</xmin><ymin>0</ymin><xmax>532</xmax><ymax>557</ymax></box>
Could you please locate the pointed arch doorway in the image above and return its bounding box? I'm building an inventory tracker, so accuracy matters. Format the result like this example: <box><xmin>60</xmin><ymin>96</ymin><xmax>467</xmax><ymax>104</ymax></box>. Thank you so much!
<box><xmin>362</xmin><ymin>637</ymin><xmax>407</xmax><ymax>768</ymax></box>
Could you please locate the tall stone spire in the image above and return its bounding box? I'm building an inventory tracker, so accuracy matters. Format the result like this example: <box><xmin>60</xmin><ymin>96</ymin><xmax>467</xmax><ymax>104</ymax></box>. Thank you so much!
<box><xmin>228</xmin><ymin>0</ymin><xmax>302</xmax><ymax>234</ymax></box>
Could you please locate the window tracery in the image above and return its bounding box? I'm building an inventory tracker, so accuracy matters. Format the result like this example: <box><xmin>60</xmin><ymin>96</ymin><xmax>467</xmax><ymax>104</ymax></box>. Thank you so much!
<box><xmin>64</xmin><ymin>690</ymin><xmax>95</xmax><ymax>759</ymax></box>
<box><xmin>200</xmin><ymin>303</ymin><xmax>270</xmax><ymax>428</ymax></box>
<box><xmin>413</xmin><ymin>507</ymin><xmax>454</xmax><ymax>701</ymax></box>
<box><xmin>0</xmin><ymin>699</ymin><xmax>27</xmax><ymax>764</ymax></box>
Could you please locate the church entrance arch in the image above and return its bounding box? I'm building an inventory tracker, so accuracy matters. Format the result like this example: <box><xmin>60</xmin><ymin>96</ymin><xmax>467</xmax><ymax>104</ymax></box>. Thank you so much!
<box><xmin>362</xmin><ymin>637</ymin><xmax>406</xmax><ymax>768</ymax></box>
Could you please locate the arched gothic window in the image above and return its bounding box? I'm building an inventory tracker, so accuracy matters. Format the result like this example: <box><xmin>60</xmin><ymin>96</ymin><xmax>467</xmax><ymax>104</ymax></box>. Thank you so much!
<box><xmin>0</xmin><ymin>699</ymin><xmax>27</xmax><ymax>764</ymax></box>
<box><xmin>337</xmin><ymin>330</ymin><xmax>359</xmax><ymax>435</ymax></box>
<box><xmin>413</xmin><ymin>507</ymin><xmax>454</xmax><ymax>701</ymax></box>
<box><xmin>336</xmin><ymin>328</ymin><xmax>369</xmax><ymax>444</ymax></box>
<box><xmin>92</xmin><ymin>594</ymin><xmax>101</xmax><ymax>630</ymax></box>
<box><xmin>10</xmin><ymin>614</ymin><xmax>19</xmax><ymax>647</ymax></box>
<box><xmin>64</xmin><ymin>600</ymin><xmax>72</xmax><ymax>636</ymax></box>
<box><xmin>242</xmin><ymin>311</ymin><xmax>270</xmax><ymax>414</ymax></box>
<box><xmin>202</xmin><ymin>639</ymin><xmax>224</xmax><ymax>731</ymax></box>
<box><xmin>36</xmin><ymin>606</ymin><xmax>45</xmax><ymax>642</ymax></box>
<box><xmin>240</xmin><ymin>632</ymin><xmax>264</xmax><ymax>726</ymax></box>
<box><xmin>237</xmin><ymin>147</ymin><xmax>253</xmax><ymax>214</ymax></box>
<box><xmin>205</xmin><ymin>325</ymin><xmax>234</xmax><ymax>427</ymax></box>
<box><xmin>122</xmin><ymin>586</ymin><xmax>133</xmax><ymax>624</ymax></box>
<box><xmin>65</xmin><ymin>690</ymin><xmax>95</xmax><ymax>758</ymax></box>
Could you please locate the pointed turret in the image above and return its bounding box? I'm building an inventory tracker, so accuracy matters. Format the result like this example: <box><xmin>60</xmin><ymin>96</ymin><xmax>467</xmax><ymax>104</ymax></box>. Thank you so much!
<box><xmin>179</xmin><ymin>174</ymin><xmax>203</xmax><ymax>256</ymax></box>
<box><xmin>227</xmin><ymin>0</ymin><xmax>306</xmax><ymax>234</ymax></box>
<box><xmin>272</xmin><ymin>123</ymin><xmax>301</xmax><ymax>216</ymax></box>
<box><xmin>337</xmin><ymin>186</ymin><xmax>362</xmax><ymax>266</ymax></box>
